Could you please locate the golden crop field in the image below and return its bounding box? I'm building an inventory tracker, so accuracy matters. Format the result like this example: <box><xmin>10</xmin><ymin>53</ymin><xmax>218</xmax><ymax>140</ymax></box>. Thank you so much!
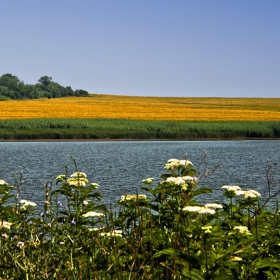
<box><xmin>0</xmin><ymin>94</ymin><xmax>280</xmax><ymax>121</ymax></box>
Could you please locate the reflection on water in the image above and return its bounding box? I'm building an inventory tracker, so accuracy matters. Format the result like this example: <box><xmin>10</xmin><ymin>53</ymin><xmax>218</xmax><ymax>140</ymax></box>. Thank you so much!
<box><xmin>0</xmin><ymin>140</ymin><xmax>279</xmax><ymax>207</ymax></box>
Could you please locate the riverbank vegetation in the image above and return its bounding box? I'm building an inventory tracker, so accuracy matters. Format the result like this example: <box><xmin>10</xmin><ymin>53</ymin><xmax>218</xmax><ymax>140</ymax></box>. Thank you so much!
<box><xmin>0</xmin><ymin>119</ymin><xmax>279</xmax><ymax>140</ymax></box>
<box><xmin>0</xmin><ymin>73</ymin><xmax>88</xmax><ymax>100</ymax></box>
<box><xmin>0</xmin><ymin>156</ymin><xmax>279</xmax><ymax>279</ymax></box>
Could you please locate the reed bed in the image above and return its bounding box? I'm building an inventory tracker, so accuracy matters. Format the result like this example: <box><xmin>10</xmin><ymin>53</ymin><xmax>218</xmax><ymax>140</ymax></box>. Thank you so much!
<box><xmin>0</xmin><ymin>119</ymin><xmax>279</xmax><ymax>140</ymax></box>
<box><xmin>0</xmin><ymin>95</ymin><xmax>280</xmax><ymax>121</ymax></box>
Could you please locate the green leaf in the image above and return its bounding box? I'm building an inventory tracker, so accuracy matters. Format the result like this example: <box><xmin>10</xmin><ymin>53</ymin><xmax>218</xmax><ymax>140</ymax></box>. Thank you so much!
<box><xmin>51</xmin><ymin>189</ymin><xmax>72</xmax><ymax>196</ymax></box>
<box><xmin>254</xmin><ymin>258</ymin><xmax>280</xmax><ymax>270</ymax></box>
<box><xmin>265</xmin><ymin>271</ymin><xmax>278</xmax><ymax>280</ymax></box>
<box><xmin>91</xmin><ymin>204</ymin><xmax>107</xmax><ymax>212</ymax></box>
<box><xmin>141</xmin><ymin>186</ymin><xmax>150</xmax><ymax>192</ymax></box>
<box><xmin>152</xmin><ymin>248</ymin><xmax>180</xmax><ymax>259</ymax></box>
<box><xmin>152</xmin><ymin>248</ymin><xmax>199</xmax><ymax>267</ymax></box>
<box><xmin>193</xmin><ymin>187</ymin><xmax>212</xmax><ymax>196</ymax></box>
<box><xmin>187</xmin><ymin>169</ymin><xmax>197</xmax><ymax>176</ymax></box>
<box><xmin>182</xmin><ymin>268</ymin><xmax>205</xmax><ymax>280</ymax></box>
<box><xmin>160</xmin><ymin>174</ymin><xmax>173</xmax><ymax>180</ymax></box>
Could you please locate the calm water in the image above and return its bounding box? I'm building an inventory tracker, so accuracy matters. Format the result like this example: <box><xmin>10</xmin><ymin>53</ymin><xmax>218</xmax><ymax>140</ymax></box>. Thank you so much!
<box><xmin>0</xmin><ymin>140</ymin><xmax>279</xmax><ymax>206</ymax></box>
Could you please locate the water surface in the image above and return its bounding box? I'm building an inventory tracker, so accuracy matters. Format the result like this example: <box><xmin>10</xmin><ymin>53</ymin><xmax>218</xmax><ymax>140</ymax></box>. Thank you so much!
<box><xmin>0</xmin><ymin>140</ymin><xmax>279</xmax><ymax>206</ymax></box>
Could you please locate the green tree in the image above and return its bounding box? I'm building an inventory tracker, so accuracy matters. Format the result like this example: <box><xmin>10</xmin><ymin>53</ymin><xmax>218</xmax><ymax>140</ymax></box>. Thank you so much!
<box><xmin>38</xmin><ymin>76</ymin><xmax>52</xmax><ymax>86</ymax></box>
<box><xmin>75</xmin><ymin>89</ymin><xmax>88</xmax><ymax>96</ymax></box>
<box><xmin>0</xmin><ymin>73</ymin><xmax>22</xmax><ymax>91</ymax></box>
<box><xmin>0</xmin><ymin>73</ymin><xmax>89</xmax><ymax>100</ymax></box>
<box><xmin>0</xmin><ymin>85</ymin><xmax>9</xmax><ymax>97</ymax></box>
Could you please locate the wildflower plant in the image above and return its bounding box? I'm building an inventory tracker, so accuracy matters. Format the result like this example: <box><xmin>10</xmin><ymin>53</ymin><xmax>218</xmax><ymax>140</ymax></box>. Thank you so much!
<box><xmin>0</xmin><ymin>154</ymin><xmax>280</xmax><ymax>279</ymax></box>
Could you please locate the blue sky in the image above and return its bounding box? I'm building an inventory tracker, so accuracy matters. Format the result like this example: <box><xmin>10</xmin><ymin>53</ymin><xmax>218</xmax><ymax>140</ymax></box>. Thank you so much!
<box><xmin>1</xmin><ymin>0</ymin><xmax>279</xmax><ymax>97</ymax></box>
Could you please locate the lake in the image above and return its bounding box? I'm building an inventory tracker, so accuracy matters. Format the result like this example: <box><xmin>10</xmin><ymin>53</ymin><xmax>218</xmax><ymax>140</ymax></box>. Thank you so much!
<box><xmin>0</xmin><ymin>140</ymin><xmax>279</xmax><ymax>207</ymax></box>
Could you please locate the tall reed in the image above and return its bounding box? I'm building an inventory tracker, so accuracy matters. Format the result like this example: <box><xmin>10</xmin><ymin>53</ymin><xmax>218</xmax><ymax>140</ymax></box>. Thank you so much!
<box><xmin>0</xmin><ymin>119</ymin><xmax>279</xmax><ymax>139</ymax></box>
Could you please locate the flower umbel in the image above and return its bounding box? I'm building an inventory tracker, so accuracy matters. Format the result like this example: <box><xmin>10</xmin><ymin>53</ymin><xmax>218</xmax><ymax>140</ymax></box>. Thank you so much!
<box><xmin>71</xmin><ymin>172</ymin><xmax>87</xmax><ymax>178</ymax></box>
<box><xmin>0</xmin><ymin>180</ymin><xmax>8</xmax><ymax>185</ymax></box>
<box><xmin>244</xmin><ymin>190</ymin><xmax>261</xmax><ymax>199</ymax></box>
<box><xmin>100</xmin><ymin>230</ymin><xmax>123</xmax><ymax>237</ymax></box>
<box><xmin>120</xmin><ymin>194</ymin><xmax>147</xmax><ymax>202</ymax></box>
<box><xmin>231</xmin><ymin>226</ymin><xmax>252</xmax><ymax>236</ymax></box>
<box><xmin>222</xmin><ymin>185</ymin><xmax>241</xmax><ymax>192</ymax></box>
<box><xmin>182</xmin><ymin>206</ymin><xmax>203</xmax><ymax>212</ymax></box>
<box><xmin>205</xmin><ymin>203</ymin><xmax>223</xmax><ymax>209</ymax></box>
<box><xmin>182</xmin><ymin>205</ymin><xmax>216</xmax><ymax>215</ymax></box>
<box><xmin>142</xmin><ymin>178</ymin><xmax>154</xmax><ymax>184</ymax></box>
<box><xmin>56</xmin><ymin>174</ymin><xmax>66</xmax><ymax>181</ymax></box>
<box><xmin>67</xmin><ymin>177</ymin><xmax>89</xmax><ymax>187</ymax></box>
<box><xmin>0</xmin><ymin>221</ymin><xmax>12</xmax><ymax>230</ymax></box>
<box><xmin>165</xmin><ymin>159</ymin><xmax>193</xmax><ymax>170</ymax></box>
<box><xmin>82</xmin><ymin>211</ymin><xmax>104</xmax><ymax>218</ymax></box>
<box><xmin>20</xmin><ymin>199</ymin><xmax>37</xmax><ymax>209</ymax></box>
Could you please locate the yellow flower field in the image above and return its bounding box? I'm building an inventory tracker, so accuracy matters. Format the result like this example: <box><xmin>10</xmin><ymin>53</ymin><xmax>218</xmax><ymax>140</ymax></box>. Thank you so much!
<box><xmin>1</xmin><ymin>94</ymin><xmax>280</xmax><ymax>121</ymax></box>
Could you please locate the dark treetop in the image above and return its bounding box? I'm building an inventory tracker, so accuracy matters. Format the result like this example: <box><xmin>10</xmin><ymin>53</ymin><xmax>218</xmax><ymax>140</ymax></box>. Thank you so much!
<box><xmin>0</xmin><ymin>73</ymin><xmax>88</xmax><ymax>100</ymax></box>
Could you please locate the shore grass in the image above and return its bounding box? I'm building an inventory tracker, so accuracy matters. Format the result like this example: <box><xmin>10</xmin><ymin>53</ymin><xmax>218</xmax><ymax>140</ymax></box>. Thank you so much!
<box><xmin>0</xmin><ymin>118</ymin><xmax>280</xmax><ymax>140</ymax></box>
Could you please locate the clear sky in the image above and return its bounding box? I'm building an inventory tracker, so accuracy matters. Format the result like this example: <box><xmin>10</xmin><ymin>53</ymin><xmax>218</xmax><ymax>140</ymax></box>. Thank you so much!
<box><xmin>1</xmin><ymin>0</ymin><xmax>279</xmax><ymax>97</ymax></box>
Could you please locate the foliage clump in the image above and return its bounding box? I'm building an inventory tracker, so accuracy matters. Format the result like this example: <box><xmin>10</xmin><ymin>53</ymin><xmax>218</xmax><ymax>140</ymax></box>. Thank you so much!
<box><xmin>0</xmin><ymin>155</ymin><xmax>280</xmax><ymax>279</ymax></box>
<box><xmin>0</xmin><ymin>73</ymin><xmax>88</xmax><ymax>100</ymax></box>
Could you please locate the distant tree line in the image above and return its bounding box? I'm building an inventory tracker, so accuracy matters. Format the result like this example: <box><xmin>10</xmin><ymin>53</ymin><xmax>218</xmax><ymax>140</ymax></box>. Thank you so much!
<box><xmin>0</xmin><ymin>73</ymin><xmax>88</xmax><ymax>100</ymax></box>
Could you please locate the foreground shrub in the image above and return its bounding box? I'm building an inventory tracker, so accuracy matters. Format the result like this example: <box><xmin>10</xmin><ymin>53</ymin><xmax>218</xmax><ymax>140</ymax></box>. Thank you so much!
<box><xmin>0</xmin><ymin>156</ymin><xmax>280</xmax><ymax>279</ymax></box>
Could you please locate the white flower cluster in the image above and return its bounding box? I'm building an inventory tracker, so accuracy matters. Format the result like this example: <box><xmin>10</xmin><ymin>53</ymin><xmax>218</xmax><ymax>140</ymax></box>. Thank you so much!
<box><xmin>182</xmin><ymin>176</ymin><xmax>197</xmax><ymax>183</ymax></box>
<box><xmin>222</xmin><ymin>185</ymin><xmax>241</xmax><ymax>192</ymax></box>
<box><xmin>20</xmin><ymin>199</ymin><xmax>37</xmax><ymax>209</ymax></box>
<box><xmin>0</xmin><ymin>221</ymin><xmax>12</xmax><ymax>230</ymax></box>
<box><xmin>204</xmin><ymin>203</ymin><xmax>223</xmax><ymax>209</ymax></box>
<box><xmin>100</xmin><ymin>230</ymin><xmax>123</xmax><ymax>237</ymax></box>
<box><xmin>165</xmin><ymin>159</ymin><xmax>193</xmax><ymax>170</ymax></box>
<box><xmin>236</xmin><ymin>190</ymin><xmax>261</xmax><ymax>199</ymax></box>
<box><xmin>120</xmin><ymin>194</ymin><xmax>147</xmax><ymax>202</ymax></box>
<box><xmin>222</xmin><ymin>185</ymin><xmax>261</xmax><ymax>199</ymax></box>
<box><xmin>163</xmin><ymin>175</ymin><xmax>198</xmax><ymax>190</ymax></box>
<box><xmin>88</xmin><ymin>226</ymin><xmax>105</xmax><ymax>231</ymax></box>
<box><xmin>82</xmin><ymin>211</ymin><xmax>104</xmax><ymax>218</ymax></box>
<box><xmin>56</xmin><ymin>172</ymin><xmax>98</xmax><ymax>188</ymax></box>
<box><xmin>55</xmin><ymin>174</ymin><xmax>66</xmax><ymax>181</ymax></box>
<box><xmin>231</xmin><ymin>226</ymin><xmax>252</xmax><ymax>236</ymax></box>
<box><xmin>71</xmin><ymin>172</ymin><xmax>87</xmax><ymax>178</ymax></box>
<box><xmin>66</xmin><ymin>172</ymin><xmax>90</xmax><ymax>187</ymax></box>
<box><xmin>67</xmin><ymin>177</ymin><xmax>89</xmax><ymax>187</ymax></box>
<box><xmin>0</xmin><ymin>180</ymin><xmax>8</xmax><ymax>186</ymax></box>
<box><xmin>183</xmin><ymin>203</ymin><xmax>223</xmax><ymax>215</ymax></box>
<box><xmin>166</xmin><ymin>176</ymin><xmax>186</xmax><ymax>187</ymax></box>
<box><xmin>142</xmin><ymin>178</ymin><xmax>154</xmax><ymax>184</ymax></box>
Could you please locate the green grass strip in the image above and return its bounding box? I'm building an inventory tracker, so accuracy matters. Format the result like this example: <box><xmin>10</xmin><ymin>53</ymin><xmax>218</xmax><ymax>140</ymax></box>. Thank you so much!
<box><xmin>0</xmin><ymin>118</ymin><xmax>279</xmax><ymax>140</ymax></box>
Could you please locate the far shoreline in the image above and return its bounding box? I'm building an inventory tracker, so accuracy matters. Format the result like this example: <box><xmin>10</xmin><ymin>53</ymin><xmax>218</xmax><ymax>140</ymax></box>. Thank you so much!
<box><xmin>1</xmin><ymin>137</ymin><xmax>279</xmax><ymax>142</ymax></box>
